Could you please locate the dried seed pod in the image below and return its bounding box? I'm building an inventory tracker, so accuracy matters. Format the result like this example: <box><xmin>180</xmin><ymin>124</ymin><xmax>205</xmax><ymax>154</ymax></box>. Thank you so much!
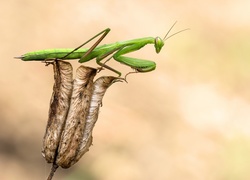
<box><xmin>73</xmin><ymin>76</ymin><xmax>123</xmax><ymax>166</ymax></box>
<box><xmin>56</xmin><ymin>66</ymin><xmax>97</xmax><ymax>168</ymax></box>
<box><xmin>42</xmin><ymin>60</ymin><xmax>73</xmax><ymax>163</ymax></box>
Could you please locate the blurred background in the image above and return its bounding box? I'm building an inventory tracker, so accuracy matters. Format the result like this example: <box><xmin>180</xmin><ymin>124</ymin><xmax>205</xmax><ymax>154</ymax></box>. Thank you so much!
<box><xmin>1</xmin><ymin>0</ymin><xmax>250</xmax><ymax>179</ymax></box>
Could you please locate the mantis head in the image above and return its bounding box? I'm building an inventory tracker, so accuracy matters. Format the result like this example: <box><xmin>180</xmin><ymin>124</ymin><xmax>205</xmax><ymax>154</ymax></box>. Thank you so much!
<box><xmin>154</xmin><ymin>21</ymin><xmax>189</xmax><ymax>54</ymax></box>
<box><xmin>154</xmin><ymin>37</ymin><xmax>164</xmax><ymax>53</ymax></box>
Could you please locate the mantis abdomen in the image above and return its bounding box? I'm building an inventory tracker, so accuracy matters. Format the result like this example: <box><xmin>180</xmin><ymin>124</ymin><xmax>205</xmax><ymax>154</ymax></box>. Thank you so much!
<box><xmin>20</xmin><ymin>48</ymin><xmax>88</xmax><ymax>60</ymax></box>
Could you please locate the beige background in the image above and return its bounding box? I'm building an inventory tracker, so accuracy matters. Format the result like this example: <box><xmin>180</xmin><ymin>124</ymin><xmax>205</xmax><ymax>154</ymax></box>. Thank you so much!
<box><xmin>1</xmin><ymin>0</ymin><xmax>250</xmax><ymax>179</ymax></box>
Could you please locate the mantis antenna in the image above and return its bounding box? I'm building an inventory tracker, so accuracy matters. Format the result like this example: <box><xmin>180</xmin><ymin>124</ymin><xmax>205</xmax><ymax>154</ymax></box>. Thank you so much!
<box><xmin>163</xmin><ymin>21</ymin><xmax>190</xmax><ymax>41</ymax></box>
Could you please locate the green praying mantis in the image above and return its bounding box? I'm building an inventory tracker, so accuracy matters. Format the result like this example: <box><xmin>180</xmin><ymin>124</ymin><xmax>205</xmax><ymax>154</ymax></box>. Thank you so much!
<box><xmin>16</xmin><ymin>22</ymin><xmax>188</xmax><ymax>77</ymax></box>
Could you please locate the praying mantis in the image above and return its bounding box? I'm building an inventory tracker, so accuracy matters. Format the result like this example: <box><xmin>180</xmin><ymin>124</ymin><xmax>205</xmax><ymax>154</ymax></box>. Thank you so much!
<box><xmin>16</xmin><ymin>22</ymin><xmax>188</xmax><ymax>77</ymax></box>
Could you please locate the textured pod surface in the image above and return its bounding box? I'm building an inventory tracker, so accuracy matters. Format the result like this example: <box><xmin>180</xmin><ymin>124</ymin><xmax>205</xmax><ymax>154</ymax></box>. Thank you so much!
<box><xmin>56</xmin><ymin>66</ymin><xmax>97</xmax><ymax>168</ymax></box>
<box><xmin>42</xmin><ymin>60</ymin><xmax>73</xmax><ymax>163</ymax></box>
<box><xmin>73</xmin><ymin>76</ymin><xmax>123</xmax><ymax>164</ymax></box>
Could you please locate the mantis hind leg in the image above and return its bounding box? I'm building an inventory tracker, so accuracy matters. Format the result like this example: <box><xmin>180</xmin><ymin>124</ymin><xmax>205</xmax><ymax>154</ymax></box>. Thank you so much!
<box><xmin>65</xmin><ymin>28</ymin><xmax>111</xmax><ymax>60</ymax></box>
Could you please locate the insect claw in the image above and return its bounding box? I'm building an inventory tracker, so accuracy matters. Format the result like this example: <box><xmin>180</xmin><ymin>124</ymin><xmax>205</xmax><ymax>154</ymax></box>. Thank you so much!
<box><xmin>43</xmin><ymin>61</ymin><xmax>54</xmax><ymax>66</ymax></box>
<box><xmin>97</xmin><ymin>67</ymin><xmax>104</xmax><ymax>73</ymax></box>
<box><xmin>124</xmin><ymin>71</ymin><xmax>138</xmax><ymax>82</ymax></box>
<box><xmin>114</xmin><ymin>77</ymin><xmax>126</xmax><ymax>83</ymax></box>
<box><xmin>42</xmin><ymin>59</ymin><xmax>56</xmax><ymax>66</ymax></box>
<box><xmin>122</xmin><ymin>77</ymin><xmax>128</xmax><ymax>83</ymax></box>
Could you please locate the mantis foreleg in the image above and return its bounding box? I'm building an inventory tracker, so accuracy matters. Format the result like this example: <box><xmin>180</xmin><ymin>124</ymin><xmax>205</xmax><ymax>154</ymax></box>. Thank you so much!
<box><xmin>113</xmin><ymin>44</ymin><xmax>156</xmax><ymax>72</ymax></box>
<box><xmin>94</xmin><ymin>44</ymin><xmax>156</xmax><ymax>76</ymax></box>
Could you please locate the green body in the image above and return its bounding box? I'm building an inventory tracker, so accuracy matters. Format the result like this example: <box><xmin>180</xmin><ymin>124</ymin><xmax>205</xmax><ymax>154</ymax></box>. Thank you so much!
<box><xmin>19</xmin><ymin>37</ymin><xmax>159</xmax><ymax>76</ymax></box>
<box><xmin>17</xmin><ymin>22</ymin><xmax>185</xmax><ymax>76</ymax></box>
<box><xmin>20</xmin><ymin>37</ymin><xmax>157</xmax><ymax>61</ymax></box>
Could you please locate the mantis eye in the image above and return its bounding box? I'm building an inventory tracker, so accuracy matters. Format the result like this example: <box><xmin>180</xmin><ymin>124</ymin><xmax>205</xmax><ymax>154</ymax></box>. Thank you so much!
<box><xmin>154</xmin><ymin>37</ymin><xmax>164</xmax><ymax>53</ymax></box>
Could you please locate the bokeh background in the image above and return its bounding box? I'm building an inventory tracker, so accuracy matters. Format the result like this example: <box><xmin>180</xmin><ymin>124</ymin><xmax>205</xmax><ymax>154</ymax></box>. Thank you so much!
<box><xmin>1</xmin><ymin>0</ymin><xmax>250</xmax><ymax>179</ymax></box>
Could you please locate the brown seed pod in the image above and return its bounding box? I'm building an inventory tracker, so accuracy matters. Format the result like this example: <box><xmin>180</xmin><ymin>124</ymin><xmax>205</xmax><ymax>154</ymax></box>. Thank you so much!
<box><xmin>42</xmin><ymin>60</ymin><xmax>73</xmax><ymax>163</ymax></box>
<box><xmin>73</xmin><ymin>76</ymin><xmax>123</xmax><ymax>165</ymax></box>
<box><xmin>55</xmin><ymin>66</ymin><xmax>97</xmax><ymax>168</ymax></box>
